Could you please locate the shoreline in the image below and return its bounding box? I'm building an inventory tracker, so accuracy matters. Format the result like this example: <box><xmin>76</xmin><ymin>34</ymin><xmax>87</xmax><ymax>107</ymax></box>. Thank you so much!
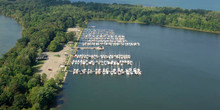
<box><xmin>55</xmin><ymin>27</ymin><xmax>84</xmax><ymax>109</ymax></box>
<box><xmin>0</xmin><ymin>12</ymin><xmax>219</xmax><ymax>109</ymax></box>
<box><xmin>62</xmin><ymin>27</ymin><xmax>84</xmax><ymax>83</ymax></box>
<box><xmin>36</xmin><ymin>27</ymin><xmax>83</xmax><ymax>82</ymax></box>
<box><xmin>0</xmin><ymin>15</ymin><xmax>22</xmax><ymax>57</ymax></box>
<box><xmin>164</xmin><ymin>25</ymin><xmax>220</xmax><ymax>34</ymax></box>
<box><xmin>92</xmin><ymin>18</ymin><xmax>220</xmax><ymax>34</ymax></box>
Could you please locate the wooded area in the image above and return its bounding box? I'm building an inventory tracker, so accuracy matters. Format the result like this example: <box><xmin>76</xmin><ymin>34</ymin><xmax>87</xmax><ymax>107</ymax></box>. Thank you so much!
<box><xmin>0</xmin><ymin>0</ymin><xmax>219</xmax><ymax>109</ymax></box>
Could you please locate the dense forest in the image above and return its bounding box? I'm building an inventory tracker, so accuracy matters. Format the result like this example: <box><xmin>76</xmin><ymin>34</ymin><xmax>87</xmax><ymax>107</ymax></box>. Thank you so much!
<box><xmin>0</xmin><ymin>0</ymin><xmax>219</xmax><ymax>109</ymax></box>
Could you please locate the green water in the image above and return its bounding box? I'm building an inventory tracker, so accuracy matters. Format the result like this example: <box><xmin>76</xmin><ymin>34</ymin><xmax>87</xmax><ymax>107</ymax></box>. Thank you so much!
<box><xmin>0</xmin><ymin>15</ymin><xmax>22</xmax><ymax>56</ymax></box>
<box><xmin>58</xmin><ymin>21</ymin><xmax>220</xmax><ymax>110</ymax></box>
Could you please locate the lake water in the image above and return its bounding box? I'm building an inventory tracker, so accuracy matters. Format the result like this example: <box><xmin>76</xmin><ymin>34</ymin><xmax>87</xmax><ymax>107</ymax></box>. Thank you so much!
<box><xmin>58</xmin><ymin>21</ymin><xmax>220</xmax><ymax>110</ymax></box>
<box><xmin>71</xmin><ymin>0</ymin><xmax>220</xmax><ymax>11</ymax></box>
<box><xmin>0</xmin><ymin>15</ymin><xmax>22</xmax><ymax>57</ymax></box>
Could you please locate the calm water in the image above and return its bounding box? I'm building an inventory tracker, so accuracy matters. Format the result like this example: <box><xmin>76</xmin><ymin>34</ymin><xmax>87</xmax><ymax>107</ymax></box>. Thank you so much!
<box><xmin>71</xmin><ymin>0</ymin><xmax>220</xmax><ymax>11</ymax></box>
<box><xmin>58</xmin><ymin>21</ymin><xmax>220</xmax><ymax>110</ymax></box>
<box><xmin>0</xmin><ymin>15</ymin><xmax>22</xmax><ymax>56</ymax></box>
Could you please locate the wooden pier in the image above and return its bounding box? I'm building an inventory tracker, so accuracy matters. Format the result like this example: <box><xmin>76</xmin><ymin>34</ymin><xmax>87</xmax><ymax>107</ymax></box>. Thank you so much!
<box><xmin>72</xmin><ymin>46</ymin><xmax>104</xmax><ymax>50</ymax></box>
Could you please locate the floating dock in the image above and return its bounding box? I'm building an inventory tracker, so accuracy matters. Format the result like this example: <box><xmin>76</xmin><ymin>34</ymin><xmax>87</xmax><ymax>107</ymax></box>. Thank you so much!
<box><xmin>72</xmin><ymin>46</ymin><xmax>104</xmax><ymax>50</ymax></box>
<box><xmin>70</xmin><ymin>68</ymin><xmax>142</xmax><ymax>76</ymax></box>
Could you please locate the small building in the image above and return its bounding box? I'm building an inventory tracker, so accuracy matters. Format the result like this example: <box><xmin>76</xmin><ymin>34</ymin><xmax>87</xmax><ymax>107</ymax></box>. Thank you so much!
<box><xmin>60</xmin><ymin>63</ymin><xmax>66</xmax><ymax>68</ymax></box>
<box><xmin>64</xmin><ymin>52</ymin><xmax>68</xmax><ymax>56</ymax></box>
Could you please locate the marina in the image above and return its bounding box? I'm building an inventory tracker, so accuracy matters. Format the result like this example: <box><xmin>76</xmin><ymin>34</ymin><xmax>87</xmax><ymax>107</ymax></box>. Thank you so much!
<box><xmin>59</xmin><ymin>21</ymin><xmax>220</xmax><ymax>110</ymax></box>
<box><xmin>1</xmin><ymin>0</ymin><xmax>220</xmax><ymax>109</ymax></box>
<box><xmin>79</xmin><ymin>28</ymin><xmax>140</xmax><ymax>46</ymax></box>
<box><xmin>71</xmin><ymin>28</ymin><xmax>142</xmax><ymax>76</ymax></box>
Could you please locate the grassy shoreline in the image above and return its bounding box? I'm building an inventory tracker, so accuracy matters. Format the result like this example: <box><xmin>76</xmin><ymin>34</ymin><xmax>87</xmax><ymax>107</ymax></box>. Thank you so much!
<box><xmin>92</xmin><ymin>18</ymin><xmax>220</xmax><ymax>34</ymax></box>
<box><xmin>164</xmin><ymin>25</ymin><xmax>220</xmax><ymax>34</ymax></box>
<box><xmin>54</xmin><ymin>27</ymin><xmax>84</xmax><ymax>109</ymax></box>
<box><xmin>56</xmin><ymin>27</ymin><xmax>84</xmax><ymax>87</ymax></box>
<box><xmin>1</xmin><ymin>0</ymin><xmax>219</xmax><ymax>109</ymax></box>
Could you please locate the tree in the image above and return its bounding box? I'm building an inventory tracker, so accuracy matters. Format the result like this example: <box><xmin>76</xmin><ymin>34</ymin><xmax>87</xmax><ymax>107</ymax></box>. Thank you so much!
<box><xmin>48</xmin><ymin>40</ymin><xmax>62</xmax><ymax>52</ymax></box>
<box><xmin>117</xmin><ymin>15</ymin><xmax>123</xmax><ymax>21</ymax></box>
<box><xmin>13</xmin><ymin>94</ymin><xmax>27</xmax><ymax>109</ymax></box>
<box><xmin>0</xmin><ymin>89</ymin><xmax>13</xmax><ymax>106</ymax></box>
<box><xmin>37</xmin><ymin>48</ymin><xmax>43</xmax><ymax>57</ymax></box>
<box><xmin>27</xmin><ymin>85</ymin><xmax>56</xmax><ymax>109</ymax></box>
<box><xmin>44</xmin><ymin>78</ymin><xmax>56</xmax><ymax>88</ymax></box>
<box><xmin>31</xmin><ymin>103</ymin><xmax>41</xmax><ymax>110</ymax></box>
<box><xmin>9</xmin><ymin>74</ymin><xmax>27</xmax><ymax>94</ymax></box>
<box><xmin>41</xmin><ymin>73</ymin><xmax>47</xmax><ymax>84</ymax></box>
<box><xmin>66</xmin><ymin>32</ymin><xmax>76</xmax><ymax>41</ymax></box>
<box><xmin>0</xmin><ymin>0</ymin><xmax>219</xmax><ymax>109</ymax></box>
<box><xmin>28</xmin><ymin>78</ymin><xmax>40</xmax><ymax>89</ymax></box>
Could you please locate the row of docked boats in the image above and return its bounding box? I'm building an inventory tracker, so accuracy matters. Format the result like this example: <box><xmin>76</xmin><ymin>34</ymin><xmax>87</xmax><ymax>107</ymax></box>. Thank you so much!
<box><xmin>72</xmin><ymin>67</ymin><xmax>142</xmax><ymax>76</ymax></box>
<box><xmin>81</xmin><ymin>35</ymin><xmax>125</xmax><ymax>40</ymax></box>
<box><xmin>74</xmin><ymin>54</ymin><xmax>131</xmax><ymax>59</ymax></box>
<box><xmin>82</xmin><ymin>29</ymin><xmax>115</xmax><ymax>37</ymax></box>
<box><xmin>81</xmin><ymin>42</ymin><xmax>140</xmax><ymax>46</ymax></box>
<box><xmin>81</xmin><ymin>28</ymin><xmax>140</xmax><ymax>47</ymax></box>
<box><xmin>71</xmin><ymin>59</ymin><xmax>133</xmax><ymax>66</ymax></box>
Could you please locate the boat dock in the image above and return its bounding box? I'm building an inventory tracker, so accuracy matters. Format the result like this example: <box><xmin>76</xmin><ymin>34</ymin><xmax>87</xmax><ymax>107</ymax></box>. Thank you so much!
<box><xmin>70</xmin><ymin>68</ymin><xmax>141</xmax><ymax>76</ymax></box>
<box><xmin>74</xmin><ymin>54</ymin><xmax>131</xmax><ymax>60</ymax></box>
<box><xmin>72</xmin><ymin>46</ymin><xmax>104</xmax><ymax>50</ymax></box>
<box><xmin>71</xmin><ymin>27</ymin><xmax>142</xmax><ymax>76</ymax></box>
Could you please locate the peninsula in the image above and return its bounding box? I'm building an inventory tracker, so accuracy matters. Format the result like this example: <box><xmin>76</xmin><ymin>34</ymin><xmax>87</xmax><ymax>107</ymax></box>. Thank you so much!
<box><xmin>0</xmin><ymin>0</ymin><xmax>219</xmax><ymax>109</ymax></box>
